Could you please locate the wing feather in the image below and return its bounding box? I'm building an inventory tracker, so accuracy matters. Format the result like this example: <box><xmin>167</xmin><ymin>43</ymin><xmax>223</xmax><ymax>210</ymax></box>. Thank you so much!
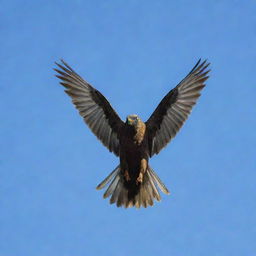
<box><xmin>54</xmin><ymin>60</ymin><xmax>124</xmax><ymax>156</ymax></box>
<box><xmin>146</xmin><ymin>59</ymin><xmax>210</xmax><ymax>156</ymax></box>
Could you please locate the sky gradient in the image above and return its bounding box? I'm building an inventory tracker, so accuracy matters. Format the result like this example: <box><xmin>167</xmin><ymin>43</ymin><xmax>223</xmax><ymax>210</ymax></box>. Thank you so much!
<box><xmin>1</xmin><ymin>1</ymin><xmax>256</xmax><ymax>255</ymax></box>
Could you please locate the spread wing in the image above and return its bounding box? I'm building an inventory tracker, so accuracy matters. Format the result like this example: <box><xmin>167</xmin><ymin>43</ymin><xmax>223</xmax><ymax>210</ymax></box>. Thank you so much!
<box><xmin>54</xmin><ymin>60</ymin><xmax>124</xmax><ymax>156</ymax></box>
<box><xmin>146</xmin><ymin>59</ymin><xmax>210</xmax><ymax>157</ymax></box>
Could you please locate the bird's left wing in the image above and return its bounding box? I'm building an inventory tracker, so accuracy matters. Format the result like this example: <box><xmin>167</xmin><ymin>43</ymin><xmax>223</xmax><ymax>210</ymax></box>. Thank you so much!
<box><xmin>54</xmin><ymin>60</ymin><xmax>124</xmax><ymax>156</ymax></box>
<box><xmin>146</xmin><ymin>59</ymin><xmax>210</xmax><ymax>157</ymax></box>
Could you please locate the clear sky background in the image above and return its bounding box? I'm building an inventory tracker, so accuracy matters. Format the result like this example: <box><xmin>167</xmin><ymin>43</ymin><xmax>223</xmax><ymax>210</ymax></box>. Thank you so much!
<box><xmin>1</xmin><ymin>1</ymin><xmax>256</xmax><ymax>255</ymax></box>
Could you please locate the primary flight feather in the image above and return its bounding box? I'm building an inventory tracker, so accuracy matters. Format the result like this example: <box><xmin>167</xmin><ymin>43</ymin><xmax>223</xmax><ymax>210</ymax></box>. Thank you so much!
<box><xmin>54</xmin><ymin>59</ymin><xmax>210</xmax><ymax>208</ymax></box>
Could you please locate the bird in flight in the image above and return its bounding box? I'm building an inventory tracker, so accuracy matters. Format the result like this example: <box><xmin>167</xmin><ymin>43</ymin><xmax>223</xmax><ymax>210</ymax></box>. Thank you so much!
<box><xmin>54</xmin><ymin>59</ymin><xmax>210</xmax><ymax>208</ymax></box>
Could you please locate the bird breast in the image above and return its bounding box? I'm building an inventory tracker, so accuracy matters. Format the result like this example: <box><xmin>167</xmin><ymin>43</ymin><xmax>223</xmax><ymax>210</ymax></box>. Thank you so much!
<box><xmin>133</xmin><ymin>120</ymin><xmax>146</xmax><ymax>145</ymax></box>
<box><xmin>120</xmin><ymin>121</ymin><xmax>146</xmax><ymax>151</ymax></box>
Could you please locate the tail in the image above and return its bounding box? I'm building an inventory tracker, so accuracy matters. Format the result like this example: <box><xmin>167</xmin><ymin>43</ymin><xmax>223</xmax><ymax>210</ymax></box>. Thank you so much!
<box><xmin>96</xmin><ymin>165</ymin><xmax>170</xmax><ymax>208</ymax></box>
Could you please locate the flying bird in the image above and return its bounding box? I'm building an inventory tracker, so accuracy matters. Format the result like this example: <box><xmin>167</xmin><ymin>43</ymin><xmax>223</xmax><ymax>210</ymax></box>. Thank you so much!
<box><xmin>54</xmin><ymin>59</ymin><xmax>210</xmax><ymax>208</ymax></box>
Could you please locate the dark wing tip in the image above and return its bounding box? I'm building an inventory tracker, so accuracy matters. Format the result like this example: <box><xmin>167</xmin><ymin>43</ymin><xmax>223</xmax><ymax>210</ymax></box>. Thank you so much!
<box><xmin>188</xmin><ymin>58</ymin><xmax>209</xmax><ymax>76</ymax></box>
<box><xmin>54</xmin><ymin>59</ymin><xmax>73</xmax><ymax>72</ymax></box>
<box><xmin>54</xmin><ymin>61</ymin><xmax>65</xmax><ymax>71</ymax></box>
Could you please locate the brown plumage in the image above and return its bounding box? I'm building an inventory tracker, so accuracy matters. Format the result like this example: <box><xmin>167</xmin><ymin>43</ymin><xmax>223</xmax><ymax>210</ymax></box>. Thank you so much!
<box><xmin>54</xmin><ymin>59</ymin><xmax>210</xmax><ymax>208</ymax></box>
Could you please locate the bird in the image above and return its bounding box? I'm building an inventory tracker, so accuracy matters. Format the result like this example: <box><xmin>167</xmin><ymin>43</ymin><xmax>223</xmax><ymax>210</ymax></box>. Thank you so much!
<box><xmin>54</xmin><ymin>59</ymin><xmax>210</xmax><ymax>208</ymax></box>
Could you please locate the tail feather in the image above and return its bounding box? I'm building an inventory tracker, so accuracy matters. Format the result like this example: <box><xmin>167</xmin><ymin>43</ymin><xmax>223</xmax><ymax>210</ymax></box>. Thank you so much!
<box><xmin>110</xmin><ymin>178</ymin><xmax>122</xmax><ymax>204</ymax></box>
<box><xmin>134</xmin><ymin>192</ymin><xmax>140</xmax><ymax>208</ymax></box>
<box><xmin>117</xmin><ymin>187</ymin><xmax>128</xmax><ymax>207</ymax></box>
<box><xmin>96</xmin><ymin>164</ymin><xmax>170</xmax><ymax>208</ymax></box>
<box><xmin>143</xmin><ymin>173</ymin><xmax>154</xmax><ymax>206</ymax></box>
<box><xmin>96</xmin><ymin>166</ymin><xmax>119</xmax><ymax>190</ymax></box>
<box><xmin>148</xmin><ymin>166</ymin><xmax>170</xmax><ymax>195</ymax></box>
<box><xmin>103</xmin><ymin>174</ymin><xmax>120</xmax><ymax>199</ymax></box>
<box><xmin>147</xmin><ymin>172</ymin><xmax>161</xmax><ymax>201</ymax></box>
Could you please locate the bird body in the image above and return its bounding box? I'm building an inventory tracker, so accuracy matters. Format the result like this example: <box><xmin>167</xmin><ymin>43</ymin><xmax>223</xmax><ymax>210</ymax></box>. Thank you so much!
<box><xmin>119</xmin><ymin>116</ymin><xmax>149</xmax><ymax>202</ymax></box>
<box><xmin>54</xmin><ymin>59</ymin><xmax>210</xmax><ymax>208</ymax></box>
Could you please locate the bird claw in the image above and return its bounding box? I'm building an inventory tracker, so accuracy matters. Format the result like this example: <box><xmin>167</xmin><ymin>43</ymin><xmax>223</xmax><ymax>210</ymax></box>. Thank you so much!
<box><xmin>136</xmin><ymin>172</ymin><xmax>143</xmax><ymax>185</ymax></box>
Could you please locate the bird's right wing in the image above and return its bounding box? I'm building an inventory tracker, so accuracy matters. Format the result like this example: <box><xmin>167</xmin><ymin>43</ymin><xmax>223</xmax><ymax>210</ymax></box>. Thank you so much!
<box><xmin>54</xmin><ymin>60</ymin><xmax>124</xmax><ymax>156</ymax></box>
<box><xmin>146</xmin><ymin>59</ymin><xmax>210</xmax><ymax>157</ymax></box>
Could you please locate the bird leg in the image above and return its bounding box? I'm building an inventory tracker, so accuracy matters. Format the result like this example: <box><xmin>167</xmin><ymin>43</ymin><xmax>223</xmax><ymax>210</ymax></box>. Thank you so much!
<box><xmin>136</xmin><ymin>159</ymin><xmax>147</xmax><ymax>184</ymax></box>
<box><xmin>124</xmin><ymin>170</ymin><xmax>130</xmax><ymax>181</ymax></box>
<box><xmin>121</xmin><ymin>158</ymin><xmax>131</xmax><ymax>182</ymax></box>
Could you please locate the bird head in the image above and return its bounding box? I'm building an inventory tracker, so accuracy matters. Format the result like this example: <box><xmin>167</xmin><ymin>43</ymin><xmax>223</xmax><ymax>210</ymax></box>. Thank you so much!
<box><xmin>126</xmin><ymin>114</ymin><xmax>141</xmax><ymax>127</ymax></box>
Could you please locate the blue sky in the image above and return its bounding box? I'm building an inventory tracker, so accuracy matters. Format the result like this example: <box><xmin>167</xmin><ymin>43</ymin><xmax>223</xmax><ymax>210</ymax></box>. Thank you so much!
<box><xmin>1</xmin><ymin>1</ymin><xmax>256</xmax><ymax>255</ymax></box>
